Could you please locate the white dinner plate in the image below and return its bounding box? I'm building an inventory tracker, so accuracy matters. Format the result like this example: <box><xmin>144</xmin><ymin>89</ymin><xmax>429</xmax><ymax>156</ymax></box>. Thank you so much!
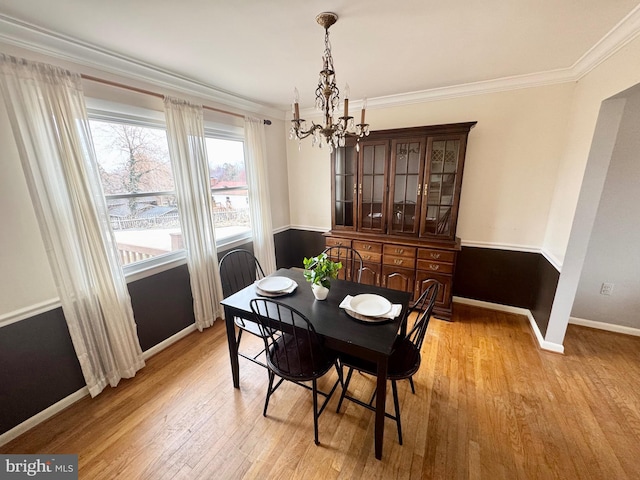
<box><xmin>350</xmin><ymin>294</ymin><xmax>392</xmax><ymax>317</ymax></box>
<box><xmin>256</xmin><ymin>276</ymin><xmax>294</xmax><ymax>293</ymax></box>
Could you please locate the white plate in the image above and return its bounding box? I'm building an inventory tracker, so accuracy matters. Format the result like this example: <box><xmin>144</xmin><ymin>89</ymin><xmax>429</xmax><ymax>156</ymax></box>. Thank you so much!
<box><xmin>350</xmin><ymin>294</ymin><xmax>392</xmax><ymax>317</ymax></box>
<box><xmin>344</xmin><ymin>308</ymin><xmax>393</xmax><ymax>324</ymax></box>
<box><xmin>256</xmin><ymin>276</ymin><xmax>294</xmax><ymax>293</ymax></box>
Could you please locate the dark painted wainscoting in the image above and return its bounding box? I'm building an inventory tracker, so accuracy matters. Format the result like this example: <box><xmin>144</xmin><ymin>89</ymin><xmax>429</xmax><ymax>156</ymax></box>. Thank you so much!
<box><xmin>277</xmin><ymin>229</ymin><xmax>560</xmax><ymax>336</ymax></box>
<box><xmin>274</xmin><ymin>229</ymin><xmax>326</xmax><ymax>269</ymax></box>
<box><xmin>454</xmin><ymin>247</ymin><xmax>559</xmax><ymax>337</ymax></box>
<box><xmin>1</xmin><ymin>264</ymin><xmax>197</xmax><ymax>436</ymax></box>
<box><xmin>530</xmin><ymin>255</ymin><xmax>561</xmax><ymax>337</ymax></box>
<box><xmin>128</xmin><ymin>264</ymin><xmax>195</xmax><ymax>351</ymax></box>
<box><xmin>454</xmin><ymin>247</ymin><xmax>541</xmax><ymax>308</ymax></box>
<box><xmin>0</xmin><ymin>308</ymin><xmax>85</xmax><ymax>435</ymax></box>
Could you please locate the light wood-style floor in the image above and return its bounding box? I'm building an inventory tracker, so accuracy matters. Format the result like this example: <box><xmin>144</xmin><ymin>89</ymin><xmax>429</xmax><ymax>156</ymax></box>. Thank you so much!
<box><xmin>3</xmin><ymin>304</ymin><xmax>640</xmax><ymax>479</ymax></box>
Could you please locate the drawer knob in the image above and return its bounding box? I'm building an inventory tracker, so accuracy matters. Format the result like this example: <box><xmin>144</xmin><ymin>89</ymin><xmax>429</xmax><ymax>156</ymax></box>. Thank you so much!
<box><xmin>394</xmin><ymin>259</ymin><xmax>404</xmax><ymax>265</ymax></box>
<box><xmin>395</xmin><ymin>248</ymin><xmax>404</xmax><ymax>254</ymax></box>
<box><xmin>430</xmin><ymin>253</ymin><xmax>441</xmax><ymax>259</ymax></box>
<box><xmin>363</xmin><ymin>244</ymin><xmax>372</xmax><ymax>250</ymax></box>
<box><xmin>364</xmin><ymin>255</ymin><xmax>371</xmax><ymax>260</ymax></box>
<box><xmin>429</xmin><ymin>264</ymin><xmax>440</xmax><ymax>271</ymax></box>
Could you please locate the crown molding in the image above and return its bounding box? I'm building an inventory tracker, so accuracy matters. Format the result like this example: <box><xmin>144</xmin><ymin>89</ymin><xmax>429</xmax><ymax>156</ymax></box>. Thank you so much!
<box><xmin>0</xmin><ymin>14</ymin><xmax>284</xmax><ymax>119</ymax></box>
<box><xmin>571</xmin><ymin>4</ymin><xmax>640</xmax><ymax>79</ymax></box>
<box><xmin>2</xmin><ymin>5</ymin><xmax>639</xmax><ymax>117</ymax></box>
<box><xmin>368</xmin><ymin>68</ymin><xmax>576</xmax><ymax>110</ymax></box>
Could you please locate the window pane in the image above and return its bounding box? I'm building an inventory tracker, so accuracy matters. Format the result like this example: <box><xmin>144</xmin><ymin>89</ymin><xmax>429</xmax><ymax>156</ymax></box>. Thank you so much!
<box><xmin>205</xmin><ymin>137</ymin><xmax>251</xmax><ymax>243</ymax></box>
<box><xmin>90</xmin><ymin>120</ymin><xmax>183</xmax><ymax>266</ymax></box>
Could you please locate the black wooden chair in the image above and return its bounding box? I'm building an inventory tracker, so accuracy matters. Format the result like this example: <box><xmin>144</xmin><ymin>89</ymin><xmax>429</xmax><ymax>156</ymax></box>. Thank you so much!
<box><xmin>219</xmin><ymin>249</ymin><xmax>270</xmax><ymax>369</ymax></box>
<box><xmin>322</xmin><ymin>246</ymin><xmax>364</xmax><ymax>283</ymax></box>
<box><xmin>250</xmin><ymin>298</ymin><xmax>342</xmax><ymax>445</ymax></box>
<box><xmin>335</xmin><ymin>279</ymin><xmax>440</xmax><ymax>445</ymax></box>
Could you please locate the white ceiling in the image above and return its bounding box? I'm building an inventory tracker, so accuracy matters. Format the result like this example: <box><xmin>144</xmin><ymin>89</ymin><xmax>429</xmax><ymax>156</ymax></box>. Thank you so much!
<box><xmin>0</xmin><ymin>0</ymin><xmax>639</xmax><ymax>112</ymax></box>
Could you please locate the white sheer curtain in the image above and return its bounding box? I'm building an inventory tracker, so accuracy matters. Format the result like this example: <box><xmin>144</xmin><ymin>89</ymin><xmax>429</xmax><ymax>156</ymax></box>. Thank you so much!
<box><xmin>244</xmin><ymin>117</ymin><xmax>277</xmax><ymax>274</ymax></box>
<box><xmin>164</xmin><ymin>97</ymin><xmax>223</xmax><ymax>330</ymax></box>
<box><xmin>0</xmin><ymin>54</ymin><xmax>145</xmax><ymax>397</ymax></box>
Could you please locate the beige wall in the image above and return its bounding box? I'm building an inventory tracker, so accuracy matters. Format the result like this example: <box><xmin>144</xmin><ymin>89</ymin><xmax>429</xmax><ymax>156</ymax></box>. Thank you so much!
<box><xmin>544</xmin><ymin>35</ymin><xmax>640</xmax><ymax>266</ymax></box>
<box><xmin>286</xmin><ymin>84</ymin><xmax>575</xmax><ymax>249</ymax></box>
<box><xmin>0</xmin><ymin>97</ymin><xmax>59</xmax><ymax>313</ymax></box>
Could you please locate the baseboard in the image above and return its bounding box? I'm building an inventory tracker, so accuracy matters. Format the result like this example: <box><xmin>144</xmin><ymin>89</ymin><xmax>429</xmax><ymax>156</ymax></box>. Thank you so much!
<box><xmin>0</xmin><ymin>387</ymin><xmax>89</xmax><ymax>447</ymax></box>
<box><xmin>142</xmin><ymin>323</ymin><xmax>198</xmax><ymax>360</ymax></box>
<box><xmin>0</xmin><ymin>323</ymin><xmax>198</xmax><ymax>447</ymax></box>
<box><xmin>453</xmin><ymin>296</ymin><xmax>565</xmax><ymax>354</ymax></box>
<box><xmin>570</xmin><ymin>316</ymin><xmax>640</xmax><ymax>337</ymax></box>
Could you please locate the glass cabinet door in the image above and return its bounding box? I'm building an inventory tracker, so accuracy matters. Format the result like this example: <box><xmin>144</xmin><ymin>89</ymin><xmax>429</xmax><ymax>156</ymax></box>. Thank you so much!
<box><xmin>420</xmin><ymin>136</ymin><xmax>463</xmax><ymax>239</ymax></box>
<box><xmin>332</xmin><ymin>144</ymin><xmax>357</xmax><ymax>230</ymax></box>
<box><xmin>388</xmin><ymin>138</ymin><xmax>425</xmax><ymax>235</ymax></box>
<box><xmin>358</xmin><ymin>141</ymin><xmax>388</xmax><ymax>233</ymax></box>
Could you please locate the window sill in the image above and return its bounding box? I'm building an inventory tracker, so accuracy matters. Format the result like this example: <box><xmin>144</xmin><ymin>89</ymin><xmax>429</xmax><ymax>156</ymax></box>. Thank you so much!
<box><xmin>122</xmin><ymin>232</ymin><xmax>253</xmax><ymax>283</ymax></box>
<box><xmin>124</xmin><ymin>251</ymin><xmax>188</xmax><ymax>283</ymax></box>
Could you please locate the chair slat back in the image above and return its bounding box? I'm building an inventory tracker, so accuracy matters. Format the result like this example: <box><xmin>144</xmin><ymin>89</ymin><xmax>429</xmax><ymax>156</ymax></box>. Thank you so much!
<box><xmin>323</xmin><ymin>246</ymin><xmax>364</xmax><ymax>283</ymax></box>
<box><xmin>250</xmin><ymin>298</ymin><xmax>326</xmax><ymax>379</ymax></box>
<box><xmin>406</xmin><ymin>279</ymin><xmax>439</xmax><ymax>351</ymax></box>
<box><xmin>219</xmin><ymin>249</ymin><xmax>265</xmax><ymax>297</ymax></box>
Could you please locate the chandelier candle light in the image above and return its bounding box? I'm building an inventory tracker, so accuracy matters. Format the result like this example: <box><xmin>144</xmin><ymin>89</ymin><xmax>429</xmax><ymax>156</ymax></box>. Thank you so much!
<box><xmin>289</xmin><ymin>12</ymin><xmax>370</xmax><ymax>151</ymax></box>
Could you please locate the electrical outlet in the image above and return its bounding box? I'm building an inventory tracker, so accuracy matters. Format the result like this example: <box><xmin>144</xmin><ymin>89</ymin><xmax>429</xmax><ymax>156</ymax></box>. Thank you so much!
<box><xmin>600</xmin><ymin>282</ymin><xmax>614</xmax><ymax>295</ymax></box>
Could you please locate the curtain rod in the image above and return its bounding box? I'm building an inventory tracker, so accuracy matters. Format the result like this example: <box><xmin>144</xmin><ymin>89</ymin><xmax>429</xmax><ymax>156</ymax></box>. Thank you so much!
<box><xmin>80</xmin><ymin>74</ymin><xmax>272</xmax><ymax>125</ymax></box>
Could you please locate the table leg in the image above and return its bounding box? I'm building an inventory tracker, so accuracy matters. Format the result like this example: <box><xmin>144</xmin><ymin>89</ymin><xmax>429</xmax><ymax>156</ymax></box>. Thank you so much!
<box><xmin>224</xmin><ymin>306</ymin><xmax>240</xmax><ymax>388</ymax></box>
<box><xmin>375</xmin><ymin>356</ymin><xmax>388</xmax><ymax>460</ymax></box>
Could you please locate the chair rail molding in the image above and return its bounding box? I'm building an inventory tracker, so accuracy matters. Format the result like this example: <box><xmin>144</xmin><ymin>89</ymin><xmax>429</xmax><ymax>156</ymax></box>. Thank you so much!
<box><xmin>0</xmin><ymin>298</ymin><xmax>62</xmax><ymax>329</ymax></box>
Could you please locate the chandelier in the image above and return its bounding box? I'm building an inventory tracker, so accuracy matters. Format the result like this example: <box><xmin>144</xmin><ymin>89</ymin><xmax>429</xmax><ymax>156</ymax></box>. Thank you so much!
<box><xmin>289</xmin><ymin>12</ymin><xmax>370</xmax><ymax>151</ymax></box>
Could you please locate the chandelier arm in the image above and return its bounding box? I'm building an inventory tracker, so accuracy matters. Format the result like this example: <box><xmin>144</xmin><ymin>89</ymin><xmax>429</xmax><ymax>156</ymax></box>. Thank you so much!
<box><xmin>291</xmin><ymin>121</ymin><xmax>323</xmax><ymax>139</ymax></box>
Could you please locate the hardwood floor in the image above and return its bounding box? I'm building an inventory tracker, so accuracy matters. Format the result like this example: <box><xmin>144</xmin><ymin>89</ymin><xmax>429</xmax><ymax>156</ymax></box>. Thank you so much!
<box><xmin>3</xmin><ymin>304</ymin><xmax>640</xmax><ymax>479</ymax></box>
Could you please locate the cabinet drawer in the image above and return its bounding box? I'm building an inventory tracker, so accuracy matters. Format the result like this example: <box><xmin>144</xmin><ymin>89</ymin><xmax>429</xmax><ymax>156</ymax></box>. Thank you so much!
<box><xmin>353</xmin><ymin>240</ymin><xmax>382</xmax><ymax>254</ymax></box>
<box><xmin>417</xmin><ymin>259</ymin><xmax>453</xmax><ymax>274</ymax></box>
<box><xmin>359</xmin><ymin>252</ymin><xmax>382</xmax><ymax>263</ymax></box>
<box><xmin>383</xmin><ymin>245</ymin><xmax>416</xmax><ymax>258</ymax></box>
<box><xmin>383</xmin><ymin>255</ymin><xmax>416</xmax><ymax>269</ymax></box>
<box><xmin>418</xmin><ymin>248</ymin><xmax>456</xmax><ymax>264</ymax></box>
<box><xmin>325</xmin><ymin>237</ymin><xmax>352</xmax><ymax>248</ymax></box>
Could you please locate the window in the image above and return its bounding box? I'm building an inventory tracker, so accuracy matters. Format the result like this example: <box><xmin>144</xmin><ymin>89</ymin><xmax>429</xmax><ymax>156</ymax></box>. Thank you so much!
<box><xmin>89</xmin><ymin>116</ymin><xmax>184</xmax><ymax>268</ymax></box>
<box><xmin>87</xmin><ymin>101</ymin><xmax>252</xmax><ymax>272</ymax></box>
<box><xmin>205</xmin><ymin>135</ymin><xmax>251</xmax><ymax>244</ymax></box>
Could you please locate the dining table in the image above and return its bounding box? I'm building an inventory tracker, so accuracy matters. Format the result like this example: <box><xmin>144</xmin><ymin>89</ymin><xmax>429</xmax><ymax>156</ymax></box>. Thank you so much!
<box><xmin>220</xmin><ymin>267</ymin><xmax>412</xmax><ymax>460</ymax></box>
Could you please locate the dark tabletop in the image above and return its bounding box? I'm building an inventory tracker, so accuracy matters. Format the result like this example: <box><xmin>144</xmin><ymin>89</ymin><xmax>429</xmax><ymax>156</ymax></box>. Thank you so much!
<box><xmin>221</xmin><ymin>268</ymin><xmax>412</xmax><ymax>360</ymax></box>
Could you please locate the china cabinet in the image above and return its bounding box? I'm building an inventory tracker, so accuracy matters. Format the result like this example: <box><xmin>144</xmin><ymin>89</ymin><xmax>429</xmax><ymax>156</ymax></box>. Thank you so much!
<box><xmin>326</xmin><ymin>122</ymin><xmax>476</xmax><ymax>320</ymax></box>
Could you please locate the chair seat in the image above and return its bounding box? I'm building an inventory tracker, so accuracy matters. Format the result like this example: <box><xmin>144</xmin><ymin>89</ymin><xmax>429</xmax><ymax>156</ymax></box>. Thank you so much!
<box><xmin>268</xmin><ymin>333</ymin><xmax>337</xmax><ymax>382</ymax></box>
<box><xmin>338</xmin><ymin>338</ymin><xmax>421</xmax><ymax>381</ymax></box>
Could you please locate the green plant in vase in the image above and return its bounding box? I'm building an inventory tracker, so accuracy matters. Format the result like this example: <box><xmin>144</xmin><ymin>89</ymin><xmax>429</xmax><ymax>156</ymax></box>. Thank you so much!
<box><xmin>303</xmin><ymin>253</ymin><xmax>342</xmax><ymax>300</ymax></box>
